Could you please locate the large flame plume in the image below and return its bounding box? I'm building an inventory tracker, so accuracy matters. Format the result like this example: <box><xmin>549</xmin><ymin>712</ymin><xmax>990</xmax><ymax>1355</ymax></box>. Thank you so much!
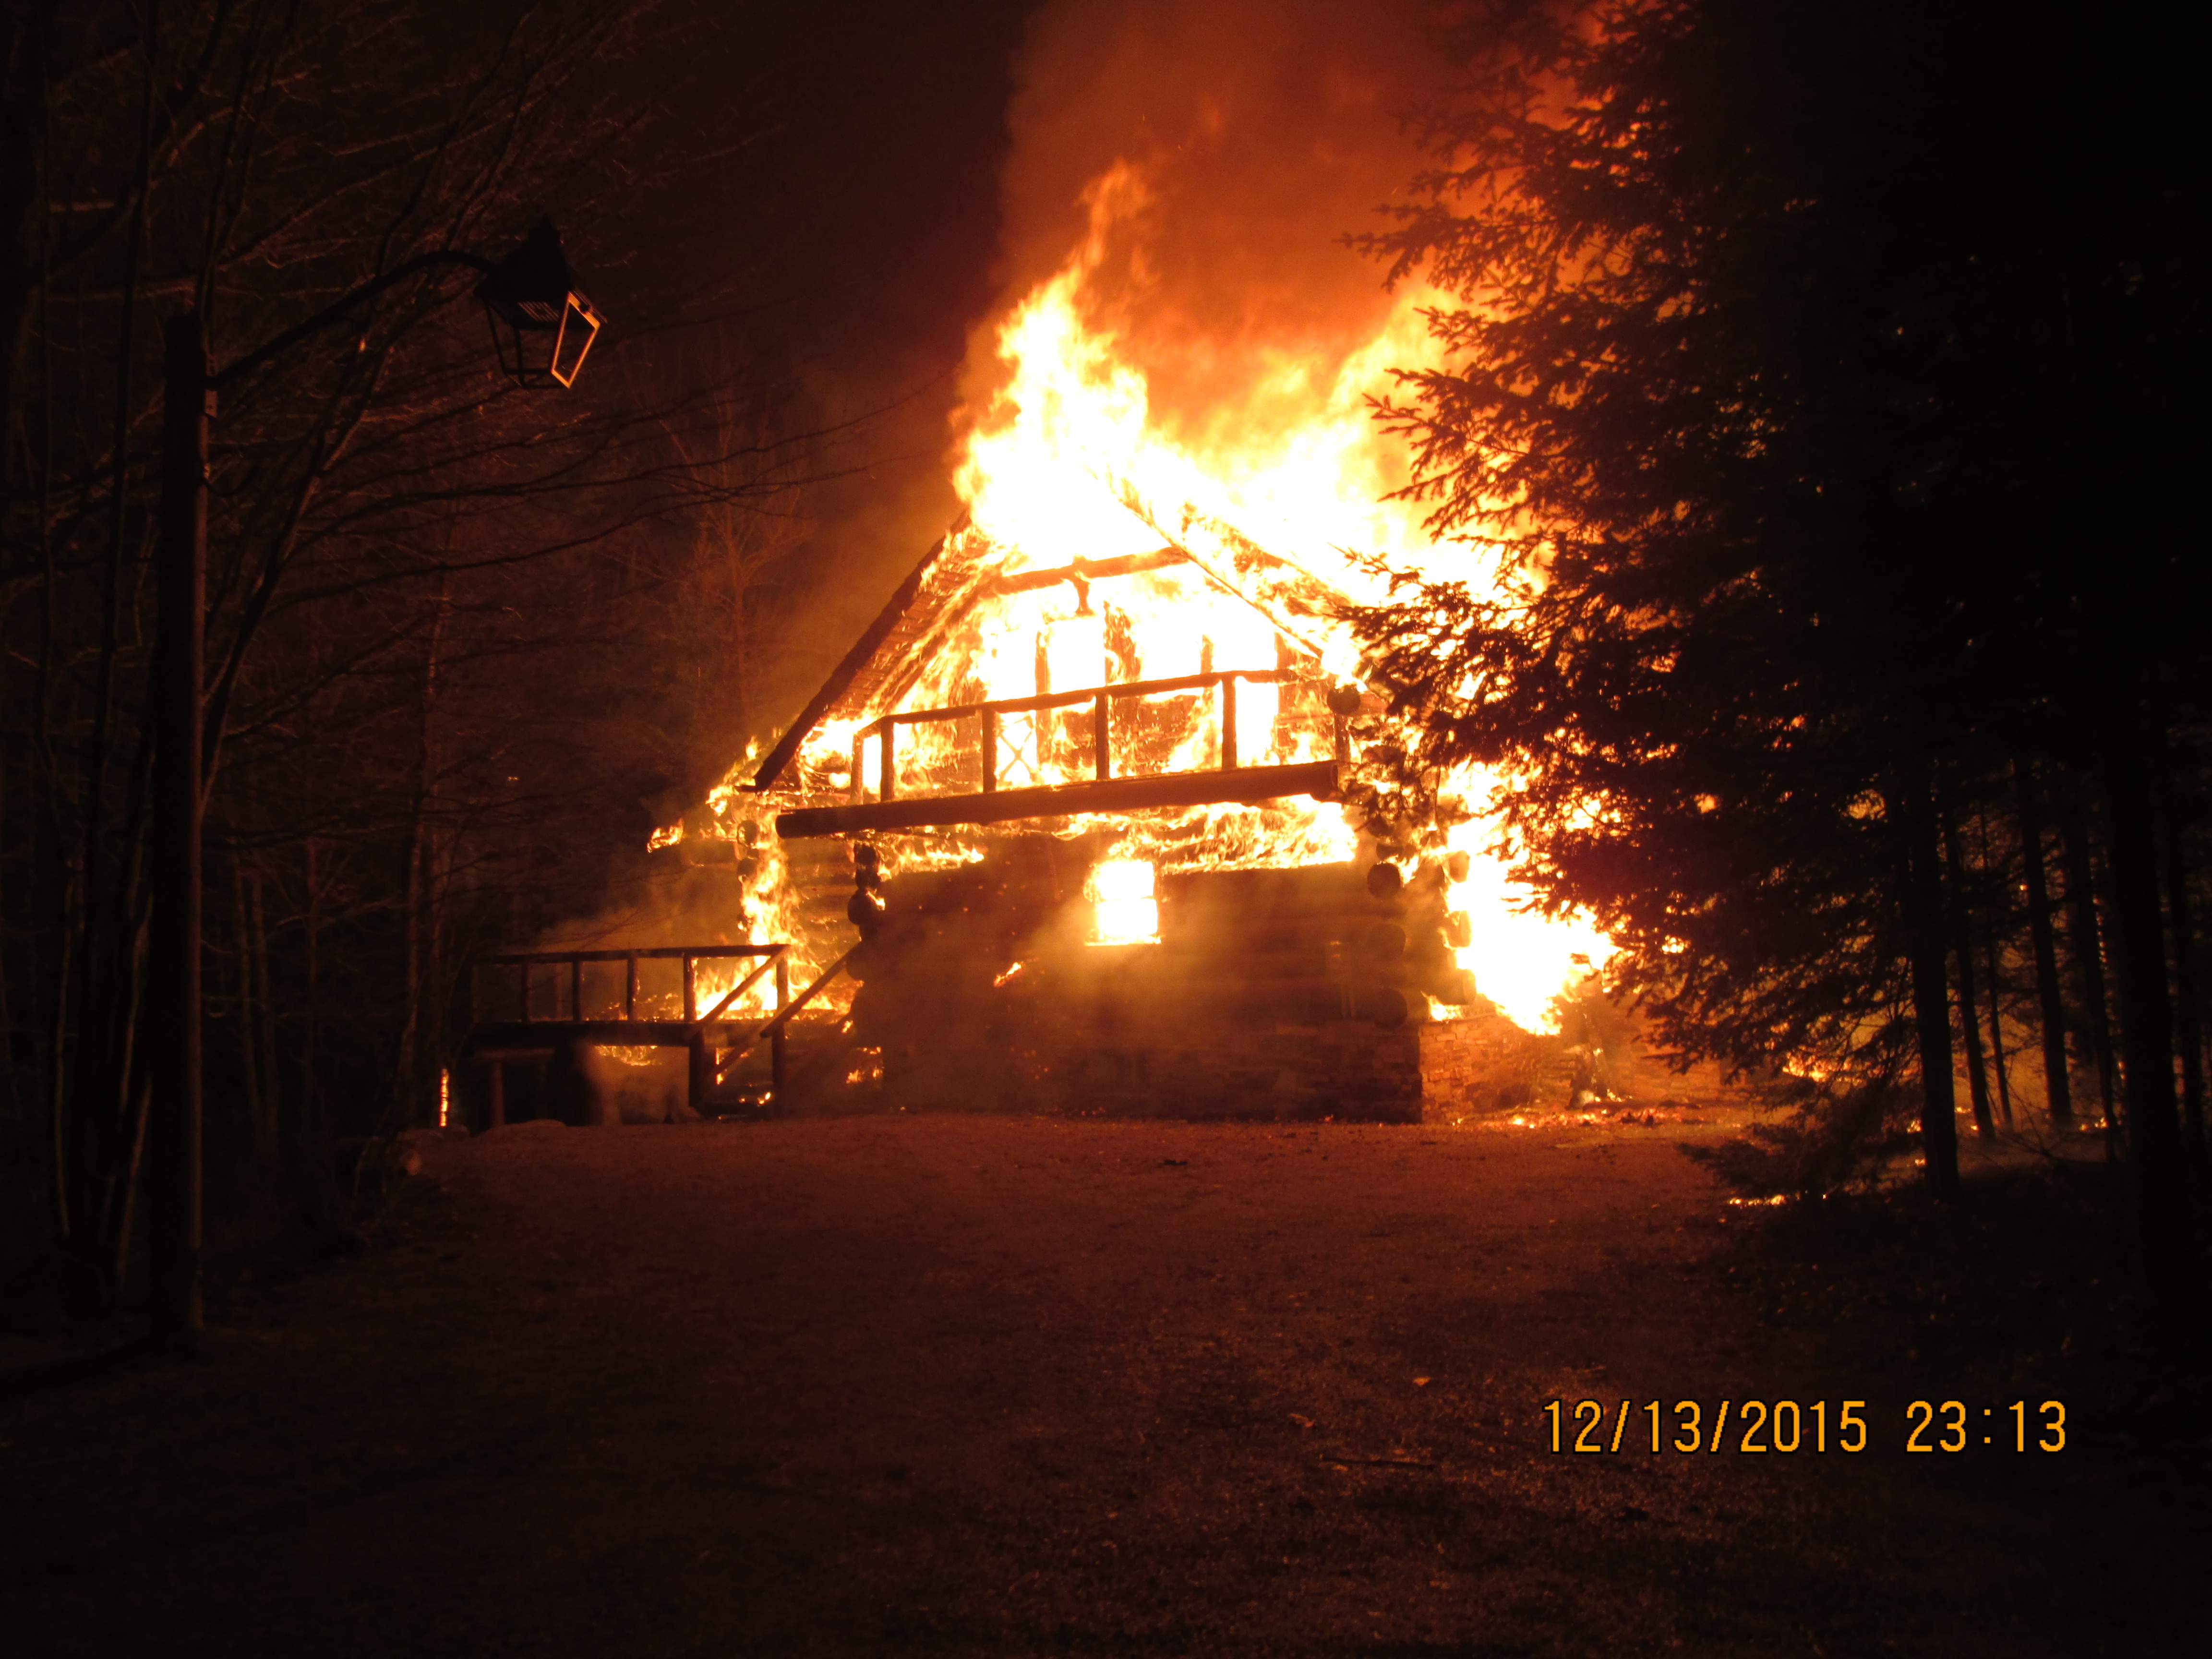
<box><xmin>669</xmin><ymin>0</ymin><xmax>1611</xmax><ymax>1033</ymax></box>
<box><xmin>669</xmin><ymin>156</ymin><xmax>1608</xmax><ymax>1031</ymax></box>
<box><xmin>941</xmin><ymin>162</ymin><xmax>1610</xmax><ymax>1028</ymax></box>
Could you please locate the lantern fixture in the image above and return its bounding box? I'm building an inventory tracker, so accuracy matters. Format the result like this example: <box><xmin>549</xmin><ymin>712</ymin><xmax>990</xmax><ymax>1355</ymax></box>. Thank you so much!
<box><xmin>476</xmin><ymin>217</ymin><xmax>603</xmax><ymax>389</ymax></box>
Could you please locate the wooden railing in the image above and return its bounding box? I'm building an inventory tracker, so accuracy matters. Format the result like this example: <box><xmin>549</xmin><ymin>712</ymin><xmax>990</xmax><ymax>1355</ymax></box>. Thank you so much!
<box><xmin>709</xmin><ymin>946</ymin><xmax>857</xmax><ymax>1082</ymax></box>
<box><xmin>464</xmin><ymin>942</ymin><xmax>858</xmax><ymax>1118</ymax></box>
<box><xmin>471</xmin><ymin>943</ymin><xmax>790</xmax><ymax>1027</ymax></box>
<box><xmin>850</xmin><ymin>668</ymin><xmax>1308</xmax><ymax>805</ymax></box>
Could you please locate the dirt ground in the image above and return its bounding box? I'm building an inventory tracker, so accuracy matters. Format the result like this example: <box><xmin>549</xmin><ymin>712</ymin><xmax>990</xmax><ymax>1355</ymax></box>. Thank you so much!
<box><xmin>3</xmin><ymin>1111</ymin><xmax>2204</xmax><ymax>1658</ymax></box>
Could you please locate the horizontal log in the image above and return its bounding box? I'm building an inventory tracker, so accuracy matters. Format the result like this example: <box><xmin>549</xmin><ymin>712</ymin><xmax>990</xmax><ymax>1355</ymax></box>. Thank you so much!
<box><xmin>1176</xmin><ymin>977</ymin><xmax>1407</xmax><ymax>1029</ymax></box>
<box><xmin>476</xmin><ymin>945</ymin><xmax>783</xmax><ymax>966</ymax></box>
<box><xmin>988</xmin><ymin>547</ymin><xmax>1189</xmax><ymax>595</ymax></box>
<box><xmin>465</xmin><ymin>1019</ymin><xmax>756</xmax><ymax>1050</ymax></box>
<box><xmin>775</xmin><ymin>761</ymin><xmax>1339</xmax><ymax>839</ymax></box>
<box><xmin>1158</xmin><ymin>938</ymin><xmax>1416</xmax><ymax>978</ymax></box>
<box><xmin>1353</xmin><ymin>921</ymin><xmax>1407</xmax><ymax>960</ymax></box>
<box><xmin>1157</xmin><ymin>918</ymin><xmax>1369</xmax><ymax>955</ymax></box>
<box><xmin>1158</xmin><ymin>865</ymin><xmax>1403</xmax><ymax>932</ymax></box>
<box><xmin>1010</xmin><ymin>954</ymin><xmax>1414</xmax><ymax>1023</ymax></box>
<box><xmin>861</xmin><ymin>666</ymin><xmax>1296</xmax><ymax>733</ymax></box>
<box><xmin>1155</xmin><ymin>946</ymin><xmax>1334</xmax><ymax>982</ymax></box>
<box><xmin>1160</xmin><ymin>863</ymin><xmax>1363</xmax><ymax>905</ymax></box>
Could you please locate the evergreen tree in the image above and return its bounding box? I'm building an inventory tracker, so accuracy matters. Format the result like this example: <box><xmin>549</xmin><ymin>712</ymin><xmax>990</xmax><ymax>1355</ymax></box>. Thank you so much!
<box><xmin>1358</xmin><ymin>0</ymin><xmax>2206</xmax><ymax>1289</ymax></box>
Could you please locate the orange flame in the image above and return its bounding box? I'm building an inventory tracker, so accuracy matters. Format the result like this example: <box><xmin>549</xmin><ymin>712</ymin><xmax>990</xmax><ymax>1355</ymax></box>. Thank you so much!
<box><xmin>729</xmin><ymin>160</ymin><xmax>1612</xmax><ymax>1031</ymax></box>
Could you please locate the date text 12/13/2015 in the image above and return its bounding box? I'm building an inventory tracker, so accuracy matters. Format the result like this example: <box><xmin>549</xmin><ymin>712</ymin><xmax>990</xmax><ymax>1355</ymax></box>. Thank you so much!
<box><xmin>1542</xmin><ymin>1399</ymin><xmax>2067</xmax><ymax>1455</ymax></box>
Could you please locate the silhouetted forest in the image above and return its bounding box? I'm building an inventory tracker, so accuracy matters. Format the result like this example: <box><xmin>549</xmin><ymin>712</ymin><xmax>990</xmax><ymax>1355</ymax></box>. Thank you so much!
<box><xmin>0</xmin><ymin>0</ymin><xmax>896</xmax><ymax>1313</ymax></box>
<box><xmin>1355</xmin><ymin>0</ymin><xmax>2208</xmax><ymax>1299</ymax></box>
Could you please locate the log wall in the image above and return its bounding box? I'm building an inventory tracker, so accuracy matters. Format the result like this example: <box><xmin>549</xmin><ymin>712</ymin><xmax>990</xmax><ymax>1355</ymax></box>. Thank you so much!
<box><xmin>1046</xmin><ymin>1008</ymin><xmax>1551</xmax><ymax>1124</ymax></box>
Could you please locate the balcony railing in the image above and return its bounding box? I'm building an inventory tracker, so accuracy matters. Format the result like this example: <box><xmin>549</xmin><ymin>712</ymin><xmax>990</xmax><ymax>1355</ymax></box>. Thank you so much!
<box><xmin>471</xmin><ymin>943</ymin><xmax>792</xmax><ymax>1027</ymax></box>
<box><xmin>464</xmin><ymin>943</ymin><xmax>860</xmax><ymax>1119</ymax></box>
<box><xmin>849</xmin><ymin>667</ymin><xmax>1308</xmax><ymax>804</ymax></box>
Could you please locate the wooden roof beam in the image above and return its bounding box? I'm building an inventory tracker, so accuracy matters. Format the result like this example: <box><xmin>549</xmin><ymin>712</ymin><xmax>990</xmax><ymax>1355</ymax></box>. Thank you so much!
<box><xmin>986</xmin><ymin>546</ymin><xmax>1188</xmax><ymax>596</ymax></box>
<box><xmin>774</xmin><ymin>760</ymin><xmax>1340</xmax><ymax>840</ymax></box>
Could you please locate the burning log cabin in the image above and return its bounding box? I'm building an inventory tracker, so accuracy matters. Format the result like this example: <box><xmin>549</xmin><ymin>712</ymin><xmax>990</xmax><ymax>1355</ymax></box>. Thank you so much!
<box><xmin>664</xmin><ymin>507</ymin><xmax>1527</xmax><ymax>1124</ymax></box>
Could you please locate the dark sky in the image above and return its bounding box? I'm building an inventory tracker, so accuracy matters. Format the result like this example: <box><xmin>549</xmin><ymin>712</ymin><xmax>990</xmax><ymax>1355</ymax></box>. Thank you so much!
<box><xmin>986</xmin><ymin>0</ymin><xmax>1443</xmax><ymax>443</ymax></box>
<box><xmin>603</xmin><ymin>0</ymin><xmax>1041</xmax><ymax>734</ymax></box>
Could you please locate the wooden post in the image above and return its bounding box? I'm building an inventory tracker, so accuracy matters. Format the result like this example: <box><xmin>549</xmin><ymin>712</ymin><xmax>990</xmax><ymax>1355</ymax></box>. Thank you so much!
<box><xmin>687</xmin><ymin>1031</ymin><xmax>712</xmax><ymax>1117</ymax></box>
<box><xmin>682</xmin><ymin>953</ymin><xmax>697</xmax><ymax>1023</ymax></box>
<box><xmin>981</xmin><ymin>708</ymin><xmax>998</xmax><ymax>793</ymax></box>
<box><xmin>851</xmin><ymin>730</ymin><xmax>866</xmax><ymax>804</ymax></box>
<box><xmin>1094</xmin><ymin>691</ymin><xmax>1110</xmax><ymax>781</ymax></box>
<box><xmin>486</xmin><ymin>1060</ymin><xmax>505</xmax><ymax>1129</ymax></box>
<box><xmin>1221</xmin><ymin>675</ymin><xmax>1238</xmax><ymax>770</ymax></box>
<box><xmin>625</xmin><ymin>952</ymin><xmax>637</xmax><ymax>1021</ymax></box>
<box><xmin>569</xmin><ymin>956</ymin><xmax>582</xmax><ymax>1021</ymax></box>
<box><xmin>880</xmin><ymin>720</ymin><xmax>897</xmax><ymax>801</ymax></box>
<box><xmin>772</xmin><ymin>952</ymin><xmax>791</xmax><ymax>1097</ymax></box>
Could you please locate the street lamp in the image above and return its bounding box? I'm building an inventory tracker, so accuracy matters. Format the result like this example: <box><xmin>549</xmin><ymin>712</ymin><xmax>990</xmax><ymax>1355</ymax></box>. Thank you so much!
<box><xmin>475</xmin><ymin>218</ymin><xmax>603</xmax><ymax>388</ymax></box>
<box><xmin>150</xmin><ymin>222</ymin><xmax>602</xmax><ymax>1348</ymax></box>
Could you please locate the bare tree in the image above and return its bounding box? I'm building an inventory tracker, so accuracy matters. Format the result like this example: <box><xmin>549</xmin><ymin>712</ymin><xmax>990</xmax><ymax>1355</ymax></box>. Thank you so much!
<box><xmin>1</xmin><ymin>0</ymin><xmax>837</xmax><ymax>1310</ymax></box>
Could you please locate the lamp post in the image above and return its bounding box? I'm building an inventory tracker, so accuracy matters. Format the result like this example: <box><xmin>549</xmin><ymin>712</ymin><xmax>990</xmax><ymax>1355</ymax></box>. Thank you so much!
<box><xmin>148</xmin><ymin>221</ymin><xmax>601</xmax><ymax>1348</ymax></box>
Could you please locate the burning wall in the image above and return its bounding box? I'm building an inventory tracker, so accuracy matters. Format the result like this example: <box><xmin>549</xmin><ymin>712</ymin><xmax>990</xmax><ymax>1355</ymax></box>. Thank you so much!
<box><xmin>650</xmin><ymin>0</ymin><xmax>1611</xmax><ymax>1070</ymax></box>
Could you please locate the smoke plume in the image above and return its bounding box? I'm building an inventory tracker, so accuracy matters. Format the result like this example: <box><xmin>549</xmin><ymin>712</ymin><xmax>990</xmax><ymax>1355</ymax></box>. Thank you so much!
<box><xmin>968</xmin><ymin>0</ymin><xmax>1448</xmax><ymax>457</ymax></box>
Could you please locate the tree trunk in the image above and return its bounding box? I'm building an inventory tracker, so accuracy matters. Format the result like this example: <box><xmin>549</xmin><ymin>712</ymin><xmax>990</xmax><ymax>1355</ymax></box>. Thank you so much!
<box><xmin>2097</xmin><ymin>688</ymin><xmax>2197</xmax><ymax>1305</ymax></box>
<box><xmin>48</xmin><ymin>879</ymin><xmax>77</xmax><ymax>1252</ymax></box>
<box><xmin>1982</xmin><ymin>929</ymin><xmax>2015</xmax><ymax>1129</ymax></box>
<box><xmin>68</xmin><ymin>36</ymin><xmax>157</xmax><ymax>1310</ymax></box>
<box><xmin>230</xmin><ymin>853</ymin><xmax>264</xmax><ymax>1153</ymax></box>
<box><xmin>94</xmin><ymin>896</ymin><xmax>151</xmax><ymax>1297</ymax></box>
<box><xmin>249</xmin><ymin>864</ymin><xmax>283</xmax><ymax>1164</ymax></box>
<box><xmin>293</xmin><ymin>829</ymin><xmax>343</xmax><ymax>1233</ymax></box>
<box><xmin>1942</xmin><ymin>801</ymin><xmax>1996</xmax><ymax>1140</ymax></box>
<box><xmin>234</xmin><ymin>849</ymin><xmax>281</xmax><ymax>1169</ymax></box>
<box><xmin>2058</xmin><ymin>795</ymin><xmax>2121</xmax><ymax>1136</ymax></box>
<box><xmin>2014</xmin><ymin>757</ymin><xmax>2074</xmax><ymax>1131</ymax></box>
<box><xmin>2153</xmin><ymin>750</ymin><xmax>2204</xmax><ymax>1166</ymax></box>
<box><xmin>1899</xmin><ymin>769</ymin><xmax>1961</xmax><ymax>1200</ymax></box>
<box><xmin>391</xmin><ymin>582</ymin><xmax>448</xmax><ymax>1130</ymax></box>
<box><xmin>1972</xmin><ymin>801</ymin><xmax>2017</xmax><ymax>1129</ymax></box>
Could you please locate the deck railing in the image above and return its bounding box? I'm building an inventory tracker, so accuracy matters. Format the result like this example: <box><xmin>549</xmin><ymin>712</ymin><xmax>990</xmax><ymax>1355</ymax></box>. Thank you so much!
<box><xmin>471</xmin><ymin>943</ymin><xmax>790</xmax><ymax>1026</ymax></box>
<box><xmin>850</xmin><ymin>667</ymin><xmax>1312</xmax><ymax>804</ymax></box>
<box><xmin>463</xmin><ymin>942</ymin><xmax>857</xmax><ymax>1119</ymax></box>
